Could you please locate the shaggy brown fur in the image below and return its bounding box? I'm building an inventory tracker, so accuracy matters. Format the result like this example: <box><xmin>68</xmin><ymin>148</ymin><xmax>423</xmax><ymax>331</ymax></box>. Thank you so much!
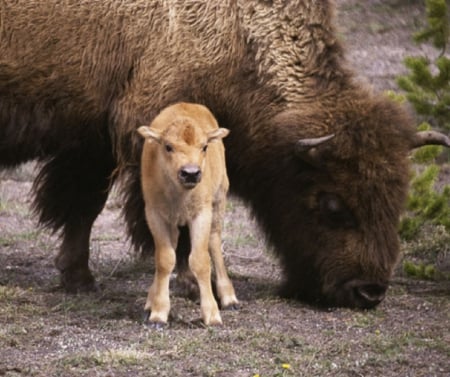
<box><xmin>1</xmin><ymin>0</ymin><xmax>448</xmax><ymax>307</ymax></box>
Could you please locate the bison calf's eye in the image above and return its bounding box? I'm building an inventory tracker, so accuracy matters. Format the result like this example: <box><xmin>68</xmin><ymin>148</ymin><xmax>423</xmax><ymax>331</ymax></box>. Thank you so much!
<box><xmin>319</xmin><ymin>193</ymin><xmax>356</xmax><ymax>229</ymax></box>
<box><xmin>202</xmin><ymin>144</ymin><xmax>208</xmax><ymax>152</ymax></box>
<box><xmin>165</xmin><ymin>144</ymin><xmax>173</xmax><ymax>153</ymax></box>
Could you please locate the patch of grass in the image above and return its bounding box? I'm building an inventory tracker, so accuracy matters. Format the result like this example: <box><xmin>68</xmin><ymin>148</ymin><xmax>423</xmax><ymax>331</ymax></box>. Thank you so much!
<box><xmin>223</xmin><ymin>198</ymin><xmax>268</xmax><ymax>255</ymax></box>
<box><xmin>0</xmin><ymin>199</ymin><xmax>30</xmax><ymax>218</ymax></box>
<box><xmin>402</xmin><ymin>225</ymin><xmax>450</xmax><ymax>257</ymax></box>
<box><xmin>0</xmin><ymin>286</ymin><xmax>45</xmax><ymax>350</ymax></box>
<box><xmin>349</xmin><ymin>311</ymin><xmax>384</xmax><ymax>328</ymax></box>
<box><xmin>0</xmin><ymin>286</ymin><xmax>49</xmax><ymax>323</ymax></box>
<box><xmin>0</xmin><ymin>184</ymin><xmax>33</xmax><ymax>217</ymax></box>
<box><xmin>57</xmin><ymin>348</ymin><xmax>156</xmax><ymax>370</ymax></box>
<box><xmin>0</xmin><ymin>163</ymin><xmax>37</xmax><ymax>181</ymax></box>
<box><xmin>0</xmin><ymin>197</ymin><xmax>6</xmax><ymax>212</ymax></box>
<box><xmin>400</xmin><ymin>224</ymin><xmax>450</xmax><ymax>280</ymax></box>
<box><xmin>129</xmin><ymin>328</ymin><xmax>313</xmax><ymax>376</ymax></box>
<box><xmin>91</xmin><ymin>234</ymin><xmax>123</xmax><ymax>243</ymax></box>
<box><xmin>1</xmin><ymin>323</ymin><xmax>29</xmax><ymax>337</ymax></box>
<box><xmin>368</xmin><ymin>21</ymin><xmax>390</xmax><ymax>33</ymax></box>
<box><xmin>49</xmin><ymin>294</ymin><xmax>133</xmax><ymax>323</ymax></box>
<box><xmin>228</xmin><ymin>233</ymin><xmax>261</xmax><ymax>249</ymax></box>
<box><xmin>363</xmin><ymin>330</ymin><xmax>449</xmax><ymax>362</ymax></box>
<box><xmin>0</xmin><ymin>285</ymin><xmax>30</xmax><ymax>301</ymax></box>
<box><xmin>0</xmin><ymin>230</ymin><xmax>44</xmax><ymax>249</ymax></box>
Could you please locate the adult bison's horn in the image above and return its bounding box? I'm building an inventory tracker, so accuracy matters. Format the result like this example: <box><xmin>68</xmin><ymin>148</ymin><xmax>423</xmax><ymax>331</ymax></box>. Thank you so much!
<box><xmin>295</xmin><ymin>134</ymin><xmax>335</xmax><ymax>166</ymax></box>
<box><xmin>411</xmin><ymin>131</ymin><xmax>450</xmax><ymax>149</ymax></box>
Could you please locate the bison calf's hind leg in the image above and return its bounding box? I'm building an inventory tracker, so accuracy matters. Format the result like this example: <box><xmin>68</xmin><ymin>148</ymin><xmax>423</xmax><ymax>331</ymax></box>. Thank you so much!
<box><xmin>174</xmin><ymin>226</ymin><xmax>201</xmax><ymax>301</ymax></box>
<box><xmin>209</xmin><ymin>231</ymin><xmax>239</xmax><ymax>310</ymax></box>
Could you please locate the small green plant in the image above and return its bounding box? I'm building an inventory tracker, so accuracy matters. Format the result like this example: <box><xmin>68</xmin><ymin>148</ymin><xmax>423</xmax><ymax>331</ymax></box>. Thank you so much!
<box><xmin>396</xmin><ymin>0</ymin><xmax>450</xmax><ymax>280</ymax></box>
<box><xmin>402</xmin><ymin>260</ymin><xmax>448</xmax><ymax>280</ymax></box>
<box><xmin>397</xmin><ymin>0</ymin><xmax>450</xmax><ymax>133</ymax></box>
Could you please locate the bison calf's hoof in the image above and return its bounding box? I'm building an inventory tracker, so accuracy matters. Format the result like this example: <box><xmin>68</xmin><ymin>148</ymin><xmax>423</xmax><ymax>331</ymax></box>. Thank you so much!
<box><xmin>222</xmin><ymin>302</ymin><xmax>240</xmax><ymax>311</ymax></box>
<box><xmin>204</xmin><ymin>317</ymin><xmax>223</xmax><ymax>327</ymax></box>
<box><xmin>142</xmin><ymin>310</ymin><xmax>167</xmax><ymax>330</ymax></box>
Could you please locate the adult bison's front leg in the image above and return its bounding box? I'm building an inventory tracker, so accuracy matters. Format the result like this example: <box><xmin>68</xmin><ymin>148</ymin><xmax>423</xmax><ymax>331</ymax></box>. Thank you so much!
<box><xmin>33</xmin><ymin>139</ymin><xmax>115</xmax><ymax>292</ymax></box>
<box><xmin>55</xmin><ymin>219</ymin><xmax>98</xmax><ymax>292</ymax></box>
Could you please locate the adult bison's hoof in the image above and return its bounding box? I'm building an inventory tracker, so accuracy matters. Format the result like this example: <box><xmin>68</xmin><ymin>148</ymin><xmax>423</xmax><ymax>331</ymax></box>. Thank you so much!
<box><xmin>59</xmin><ymin>267</ymin><xmax>97</xmax><ymax>293</ymax></box>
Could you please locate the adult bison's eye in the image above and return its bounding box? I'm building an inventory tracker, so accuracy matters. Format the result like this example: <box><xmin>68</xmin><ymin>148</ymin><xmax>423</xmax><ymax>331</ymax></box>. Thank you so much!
<box><xmin>318</xmin><ymin>193</ymin><xmax>356</xmax><ymax>229</ymax></box>
<box><xmin>165</xmin><ymin>144</ymin><xmax>173</xmax><ymax>153</ymax></box>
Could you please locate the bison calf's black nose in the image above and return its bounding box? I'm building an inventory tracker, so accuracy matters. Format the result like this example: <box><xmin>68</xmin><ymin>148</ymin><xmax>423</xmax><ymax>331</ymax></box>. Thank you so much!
<box><xmin>179</xmin><ymin>165</ymin><xmax>202</xmax><ymax>187</ymax></box>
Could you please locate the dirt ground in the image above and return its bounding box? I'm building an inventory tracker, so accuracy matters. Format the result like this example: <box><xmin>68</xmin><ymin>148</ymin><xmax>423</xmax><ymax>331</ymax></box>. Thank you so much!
<box><xmin>1</xmin><ymin>1</ymin><xmax>449</xmax><ymax>376</ymax></box>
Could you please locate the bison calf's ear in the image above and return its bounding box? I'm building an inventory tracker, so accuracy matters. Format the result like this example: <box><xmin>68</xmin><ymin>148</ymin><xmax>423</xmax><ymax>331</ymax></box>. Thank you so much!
<box><xmin>207</xmin><ymin>128</ymin><xmax>230</xmax><ymax>143</ymax></box>
<box><xmin>137</xmin><ymin>126</ymin><xmax>162</xmax><ymax>143</ymax></box>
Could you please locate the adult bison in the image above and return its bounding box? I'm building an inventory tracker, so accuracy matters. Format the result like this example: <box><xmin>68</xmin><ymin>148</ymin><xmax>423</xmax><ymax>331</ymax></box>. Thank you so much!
<box><xmin>0</xmin><ymin>0</ymin><xmax>448</xmax><ymax>309</ymax></box>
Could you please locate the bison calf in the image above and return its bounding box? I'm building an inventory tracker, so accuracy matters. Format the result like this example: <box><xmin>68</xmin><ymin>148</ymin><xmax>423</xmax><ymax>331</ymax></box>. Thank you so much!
<box><xmin>137</xmin><ymin>102</ymin><xmax>238</xmax><ymax>326</ymax></box>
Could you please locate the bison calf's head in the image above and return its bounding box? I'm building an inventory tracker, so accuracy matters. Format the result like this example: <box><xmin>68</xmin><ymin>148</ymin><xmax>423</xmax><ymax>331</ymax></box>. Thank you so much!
<box><xmin>138</xmin><ymin>104</ymin><xmax>229</xmax><ymax>191</ymax></box>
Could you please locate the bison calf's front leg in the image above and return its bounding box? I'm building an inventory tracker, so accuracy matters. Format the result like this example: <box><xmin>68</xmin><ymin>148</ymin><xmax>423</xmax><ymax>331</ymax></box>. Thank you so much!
<box><xmin>189</xmin><ymin>249</ymin><xmax>222</xmax><ymax>326</ymax></box>
<box><xmin>190</xmin><ymin>214</ymin><xmax>222</xmax><ymax>326</ymax></box>
<box><xmin>144</xmin><ymin>244</ymin><xmax>176</xmax><ymax>327</ymax></box>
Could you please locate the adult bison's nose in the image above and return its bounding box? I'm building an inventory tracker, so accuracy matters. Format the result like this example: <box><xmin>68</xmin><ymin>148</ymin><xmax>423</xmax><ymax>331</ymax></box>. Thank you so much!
<box><xmin>353</xmin><ymin>281</ymin><xmax>388</xmax><ymax>308</ymax></box>
<box><xmin>339</xmin><ymin>279</ymin><xmax>388</xmax><ymax>309</ymax></box>
<box><xmin>178</xmin><ymin>164</ymin><xmax>202</xmax><ymax>188</ymax></box>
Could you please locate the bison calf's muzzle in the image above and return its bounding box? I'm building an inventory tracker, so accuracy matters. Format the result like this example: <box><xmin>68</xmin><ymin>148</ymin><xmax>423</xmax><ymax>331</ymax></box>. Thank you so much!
<box><xmin>179</xmin><ymin>164</ymin><xmax>202</xmax><ymax>188</ymax></box>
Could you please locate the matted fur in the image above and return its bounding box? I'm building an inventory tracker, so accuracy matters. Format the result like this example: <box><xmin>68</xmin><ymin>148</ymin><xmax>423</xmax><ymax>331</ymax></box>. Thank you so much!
<box><xmin>0</xmin><ymin>0</ymin><xmax>429</xmax><ymax>307</ymax></box>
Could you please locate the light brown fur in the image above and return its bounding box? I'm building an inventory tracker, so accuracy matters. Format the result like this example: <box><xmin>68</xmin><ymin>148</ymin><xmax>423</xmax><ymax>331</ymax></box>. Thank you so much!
<box><xmin>137</xmin><ymin>102</ymin><xmax>237</xmax><ymax>326</ymax></box>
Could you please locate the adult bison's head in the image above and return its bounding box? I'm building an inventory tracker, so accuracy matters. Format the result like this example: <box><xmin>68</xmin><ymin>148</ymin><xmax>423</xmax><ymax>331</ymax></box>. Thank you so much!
<box><xmin>249</xmin><ymin>96</ymin><xmax>450</xmax><ymax>309</ymax></box>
